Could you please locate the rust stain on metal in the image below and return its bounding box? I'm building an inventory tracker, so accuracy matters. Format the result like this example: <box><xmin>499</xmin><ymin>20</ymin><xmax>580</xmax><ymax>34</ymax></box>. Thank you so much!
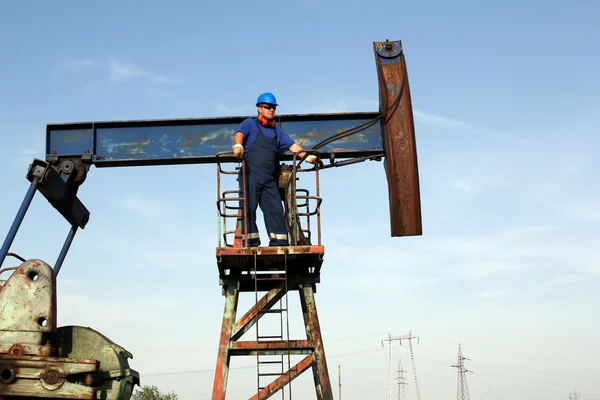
<box><xmin>250</xmin><ymin>354</ymin><xmax>315</xmax><ymax>400</ymax></box>
<box><xmin>211</xmin><ymin>285</ymin><xmax>238</xmax><ymax>400</ymax></box>
<box><xmin>216</xmin><ymin>245</ymin><xmax>324</xmax><ymax>257</ymax></box>
<box><xmin>7</xmin><ymin>345</ymin><xmax>24</xmax><ymax>356</ymax></box>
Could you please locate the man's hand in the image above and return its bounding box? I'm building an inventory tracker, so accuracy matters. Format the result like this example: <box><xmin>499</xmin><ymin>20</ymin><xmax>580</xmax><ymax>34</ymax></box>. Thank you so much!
<box><xmin>305</xmin><ymin>154</ymin><xmax>318</xmax><ymax>164</ymax></box>
<box><xmin>233</xmin><ymin>144</ymin><xmax>245</xmax><ymax>159</ymax></box>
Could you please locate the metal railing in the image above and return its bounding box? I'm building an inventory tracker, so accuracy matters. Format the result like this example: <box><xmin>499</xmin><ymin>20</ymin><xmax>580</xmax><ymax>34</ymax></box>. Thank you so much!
<box><xmin>216</xmin><ymin>151</ymin><xmax>247</xmax><ymax>248</ymax></box>
<box><xmin>216</xmin><ymin>150</ymin><xmax>323</xmax><ymax>248</ymax></box>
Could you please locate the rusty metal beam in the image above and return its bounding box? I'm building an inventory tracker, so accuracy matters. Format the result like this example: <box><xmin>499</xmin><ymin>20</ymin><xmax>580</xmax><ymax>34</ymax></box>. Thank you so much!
<box><xmin>250</xmin><ymin>354</ymin><xmax>315</xmax><ymax>400</ymax></box>
<box><xmin>374</xmin><ymin>40</ymin><xmax>422</xmax><ymax>237</ymax></box>
<box><xmin>212</xmin><ymin>274</ymin><xmax>332</xmax><ymax>398</ymax></box>
<box><xmin>229</xmin><ymin>340</ymin><xmax>313</xmax><ymax>356</ymax></box>
<box><xmin>300</xmin><ymin>285</ymin><xmax>333</xmax><ymax>400</ymax></box>
<box><xmin>231</xmin><ymin>284</ymin><xmax>286</xmax><ymax>341</ymax></box>
<box><xmin>211</xmin><ymin>284</ymin><xmax>238</xmax><ymax>400</ymax></box>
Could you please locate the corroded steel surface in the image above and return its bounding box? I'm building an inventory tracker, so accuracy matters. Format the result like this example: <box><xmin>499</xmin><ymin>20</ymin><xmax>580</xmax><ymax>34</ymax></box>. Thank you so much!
<box><xmin>212</xmin><ymin>285</ymin><xmax>238</xmax><ymax>400</ymax></box>
<box><xmin>0</xmin><ymin>261</ymin><xmax>138</xmax><ymax>400</ymax></box>
<box><xmin>212</xmin><ymin>275</ymin><xmax>330</xmax><ymax>399</ymax></box>
<box><xmin>231</xmin><ymin>284</ymin><xmax>287</xmax><ymax>341</ymax></box>
<box><xmin>0</xmin><ymin>260</ymin><xmax>56</xmax><ymax>356</ymax></box>
<box><xmin>226</xmin><ymin>274</ymin><xmax>320</xmax><ymax>293</ymax></box>
<box><xmin>0</xmin><ymin>355</ymin><xmax>99</xmax><ymax>399</ymax></box>
<box><xmin>217</xmin><ymin>245</ymin><xmax>324</xmax><ymax>257</ymax></box>
<box><xmin>374</xmin><ymin>40</ymin><xmax>422</xmax><ymax>237</ymax></box>
<box><xmin>250</xmin><ymin>354</ymin><xmax>315</xmax><ymax>400</ymax></box>
<box><xmin>216</xmin><ymin>246</ymin><xmax>324</xmax><ymax>287</ymax></box>
<box><xmin>300</xmin><ymin>285</ymin><xmax>333</xmax><ymax>400</ymax></box>
<box><xmin>229</xmin><ymin>340</ymin><xmax>313</xmax><ymax>356</ymax></box>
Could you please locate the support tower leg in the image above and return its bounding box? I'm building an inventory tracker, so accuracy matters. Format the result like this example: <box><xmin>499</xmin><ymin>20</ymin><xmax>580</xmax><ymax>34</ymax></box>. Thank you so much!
<box><xmin>211</xmin><ymin>274</ymin><xmax>332</xmax><ymax>400</ymax></box>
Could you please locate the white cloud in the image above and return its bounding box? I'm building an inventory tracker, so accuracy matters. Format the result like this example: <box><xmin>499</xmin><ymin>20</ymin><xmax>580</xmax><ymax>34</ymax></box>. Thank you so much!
<box><xmin>58</xmin><ymin>57</ymin><xmax>179</xmax><ymax>89</ymax></box>
<box><xmin>565</xmin><ymin>201</ymin><xmax>600</xmax><ymax>223</ymax></box>
<box><xmin>293</xmin><ymin>94</ymin><xmax>379</xmax><ymax>114</ymax></box>
<box><xmin>326</xmin><ymin>221</ymin><xmax>598</xmax><ymax>295</ymax></box>
<box><xmin>413</xmin><ymin>109</ymin><xmax>471</xmax><ymax>131</ymax></box>
<box><xmin>414</xmin><ymin>109</ymin><xmax>536</xmax><ymax>145</ymax></box>
<box><xmin>107</xmin><ymin>59</ymin><xmax>174</xmax><ymax>83</ymax></box>
<box><xmin>426</xmin><ymin>171</ymin><xmax>512</xmax><ymax>195</ymax></box>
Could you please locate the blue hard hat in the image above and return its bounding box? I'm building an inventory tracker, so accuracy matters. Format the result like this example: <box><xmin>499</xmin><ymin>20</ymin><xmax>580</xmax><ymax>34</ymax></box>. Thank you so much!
<box><xmin>256</xmin><ymin>92</ymin><xmax>278</xmax><ymax>106</ymax></box>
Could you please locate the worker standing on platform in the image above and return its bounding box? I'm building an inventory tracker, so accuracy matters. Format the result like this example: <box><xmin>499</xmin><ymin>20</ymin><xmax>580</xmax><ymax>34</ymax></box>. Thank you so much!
<box><xmin>233</xmin><ymin>92</ymin><xmax>317</xmax><ymax>247</ymax></box>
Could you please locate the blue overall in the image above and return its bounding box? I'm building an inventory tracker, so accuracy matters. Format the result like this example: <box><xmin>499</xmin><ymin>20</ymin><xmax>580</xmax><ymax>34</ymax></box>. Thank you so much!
<box><xmin>239</xmin><ymin>119</ymin><xmax>289</xmax><ymax>247</ymax></box>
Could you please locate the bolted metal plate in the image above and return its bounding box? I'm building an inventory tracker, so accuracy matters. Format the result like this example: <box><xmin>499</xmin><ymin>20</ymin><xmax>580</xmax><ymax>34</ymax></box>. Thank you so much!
<box><xmin>376</xmin><ymin>40</ymin><xmax>402</xmax><ymax>58</ymax></box>
<box><xmin>0</xmin><ymin>259</ymin><xmax>56</xmax><ymax>335</ymax></box>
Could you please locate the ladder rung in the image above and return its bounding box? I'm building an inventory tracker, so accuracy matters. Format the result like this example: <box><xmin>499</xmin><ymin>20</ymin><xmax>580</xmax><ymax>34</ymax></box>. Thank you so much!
<box><xmin>258</xmin><ymin>360</ymin><xmax>284</xmax><ymax>365</ymax></box>
<box><xmin>258</xmin><ymin>335</ymin><xmax>284</xmax><ymax>340</ymax></box>
<box><xmin>254</xmin><ymin>276</ymin><xmax>286</xmax><ymax>281</ymax></box>
<box><xmin>258</xmin><ymin>309</ymin><xmax>287</xmax><ymax>314</ymax></box>
<box><xmin>259</xmin><ymin>372</ymin><xmax>287</xmax><ymax>377</ymax></box>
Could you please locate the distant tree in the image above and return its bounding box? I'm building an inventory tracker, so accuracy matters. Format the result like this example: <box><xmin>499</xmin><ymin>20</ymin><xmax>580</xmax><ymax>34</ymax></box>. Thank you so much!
<box><xmin>131</xmin><ymin>385</ymin><xmax>178</xmax><ymax>400</ymax></box>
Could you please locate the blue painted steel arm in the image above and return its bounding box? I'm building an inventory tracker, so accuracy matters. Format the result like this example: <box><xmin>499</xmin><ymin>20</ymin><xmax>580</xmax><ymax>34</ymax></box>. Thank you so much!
<box><xmin>46</xmin><ymin>112</ymin><xmax>383</xmax><ymax>167</ymax></box>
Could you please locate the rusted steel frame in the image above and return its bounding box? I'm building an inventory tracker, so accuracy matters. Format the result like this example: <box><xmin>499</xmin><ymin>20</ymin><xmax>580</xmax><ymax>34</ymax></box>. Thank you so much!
<box><xmin>294</xmin><ymin>195</ymin><xmax>322</xmax><ymax>217</ymax></box>
<box><xmin>217</xmin><ymin>192</ymin><xmax>243</xmax><ymax>218</ymax></box>
<box><xmin>290</xmin><ymin>151</ymin><xmax>322</xmax><ymax>246</ymax></box>
<box><xmin>374</xmin><ymin>40</ymin><xmax>422</xmax><ymax>237</ymax></box>
<box><xmin>229</xmin><ymin>340</ymin><xmax>313</xmax><ymax>356</ymax></box>
<box><xmin>294</xmin><ymin>188</ymin><xmax>311</xmax><ymax>242</ymax></box>
<box><xmin>291</xmin><ymin>152</ymin><xmax>302</xmax><ymax>245</ymax></box>
<box><xmin>0</xmin><ymin>354</ymin><xmax>97</xmax><ymax>365</ymax></box>
<box><xmin>216</xmin><ymin>160</ymin><xmax>222</xmax><ymax>247</ymax></box>
<box><xmin>211</xmin><ymin>284</ymin><xmax>239</xmax><ymax>400</ymax></box>
<box><xmin>0</xmin><ymin>356</ymin><xmax>98</xmax><ymax>399</ymax></box>
<box><xmin>300</xmin><ymin>285</ymin><xmax>333</xmax><ymax>400</ymax></box>
<box><xmin>315</xmin><ymin>164</ymin><xmax>321</xmax><ymax>245</ymax></box>
<box><xmin>0</xmin><ymin>342</ymin><xmax>53</xmax><ymax>357</ymax></box>
<box><xmin>216</xmin><ymin>152</ymin><xmax>248</xmax><ymax>248</ymax></box>
<box><xmin>235</xmin><ymin>274</ymin><xmax>320</xmax><ymax>293</ymax></box>
<box><xmin>216</xmin><ymin>245</ymin><xmax>325</xmax><ymax>256</ymax></box>
<box><xmin>231</xmin><ymin>283</ymin><xmax>286</xmax><ymax>341</ymax></box>
<box><xmin>250</xmin><ymin>354</ymin><xmax>315</xmax><ymax>400</ymax></box>
<box><xmin>278</xmin><ymin>165</ymin><xmax>308</xmax><ymax>246</ymax></box>
<box><xmin>242</xmin><ymin>161</ymin><xmax>247</xmax><ymax>247</ymax></box>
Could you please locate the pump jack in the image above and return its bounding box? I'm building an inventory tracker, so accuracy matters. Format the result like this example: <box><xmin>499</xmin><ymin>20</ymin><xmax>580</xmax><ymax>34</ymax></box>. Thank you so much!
<box><xmin>0</xmin><ymin>39</ymin><xmax>421</xmax><ymax>399</ymax></box>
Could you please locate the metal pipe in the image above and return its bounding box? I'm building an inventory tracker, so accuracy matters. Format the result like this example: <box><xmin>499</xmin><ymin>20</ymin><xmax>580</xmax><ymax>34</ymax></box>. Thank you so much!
<box><xmin>316</xmin><ymin>163</ymin><xmax>321</xmax><ymax>246</ymax></box>
<box><xmin>0</xmin><ymin>179</ymin><xmax>39</xmax><ymax>266</ymax></box>
<box><xmin>217</xmin><ymin>165</ymin><xmax>222</xmax><ymax>247</ymax></box>
<box><xmin>242</xmin><ymin>161</ymin><xmax>248</xmax><ymax>247</ymax></box>
<box><xmin>53</xmin><ymin>224</ymin><xmax>78</xmax><ymax>276</ymax></box>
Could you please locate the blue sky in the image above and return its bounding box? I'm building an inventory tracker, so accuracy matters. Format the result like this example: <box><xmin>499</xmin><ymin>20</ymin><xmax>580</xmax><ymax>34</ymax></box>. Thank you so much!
<box><xmin>1</xmin><ymin>1</ymin><xmax>599</xmax><ymax>399</ymax></box>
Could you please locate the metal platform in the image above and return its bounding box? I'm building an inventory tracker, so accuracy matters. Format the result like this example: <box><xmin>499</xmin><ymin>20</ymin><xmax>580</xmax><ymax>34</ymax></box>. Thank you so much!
<box><xmin>216</xmin><ymin>245</ymin><xmax>323</xmax><ymax>292</ymax></box>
